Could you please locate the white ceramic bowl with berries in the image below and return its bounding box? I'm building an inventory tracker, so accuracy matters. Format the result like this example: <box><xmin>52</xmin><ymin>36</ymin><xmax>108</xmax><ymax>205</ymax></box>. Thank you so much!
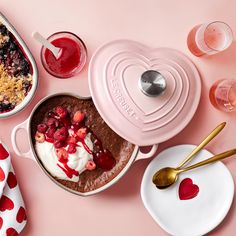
<box><xmin>0</xmin><ymin>13</ymin><xmax>38</xmax><ymax>119</ymax></box>
<box><xmin>11</xmin><ymin>93</ymin><xmax>155</xmax><ymax>196</ymax></box>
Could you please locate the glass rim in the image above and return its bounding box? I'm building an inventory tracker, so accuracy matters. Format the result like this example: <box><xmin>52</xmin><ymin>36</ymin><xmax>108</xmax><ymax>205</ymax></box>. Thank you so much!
<box><xmin>203</xmin><ymin>21</ymin><xmax>233</xmax><ymax>52</ymax></box>
<box><xmin>40</xmin><ymin>31</ymin><xmax>87</xmax><ymax>78</ymax></box>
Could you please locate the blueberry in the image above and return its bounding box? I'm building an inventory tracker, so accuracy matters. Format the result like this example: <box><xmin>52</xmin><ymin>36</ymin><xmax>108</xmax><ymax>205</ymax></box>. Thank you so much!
<box><xmin>0</xmin><ymin>103</ymin><xmax>15</xmax><ymax>112</ymax></box>
<box><xmin>12</xmin><ymin>67</ymin><xmax>20</xmax><ymax>77</ymax></box>
<box><xmin>9</xmin><ymin>42</ymin><xmax>17</xmax><ymax>51</ymax></box>
<box><xmin>0</xmin><ymin>25</ymin><xmax>8</xmax><ymax>35</ymax></box>
<box><xmin>23</xmin><ymin>80</ymin><xmax>32</xmax><ymax>93</ymax></box>
<box><xmin>20</xmin><ymin>59</ymin><xmax>30</xmax><ymax>75</ymax></box>
<box><xmin>0</xmin><ymin>49</ymin><xmax>4</xmax><ymax>56</ymax></box>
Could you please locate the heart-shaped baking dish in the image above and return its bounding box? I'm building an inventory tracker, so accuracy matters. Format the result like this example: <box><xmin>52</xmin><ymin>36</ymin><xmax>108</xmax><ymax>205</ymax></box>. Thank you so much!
<box><xmin>89</xmin><ymin>40</ymin><xmax>201</xmax><ymax>146</ymax></box>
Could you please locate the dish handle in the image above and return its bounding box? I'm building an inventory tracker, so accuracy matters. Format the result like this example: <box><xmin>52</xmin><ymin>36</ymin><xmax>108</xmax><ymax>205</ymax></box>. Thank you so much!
<box><xmin>11</xmin><ymin>119</ymin><xmax>34</xmax><ymax>160</ymax></box>
<box><xmin>135</xmin><ymin>144</ymin><xmax>158</xmax><ymax>161</ymax></box>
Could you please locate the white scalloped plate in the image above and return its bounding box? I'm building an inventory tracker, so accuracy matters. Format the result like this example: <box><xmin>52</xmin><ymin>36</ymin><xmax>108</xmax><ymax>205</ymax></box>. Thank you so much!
<box><xmin>141</xmin><ymin>145</ymin><xmax>234</xmax><ymax>236</ymax></box>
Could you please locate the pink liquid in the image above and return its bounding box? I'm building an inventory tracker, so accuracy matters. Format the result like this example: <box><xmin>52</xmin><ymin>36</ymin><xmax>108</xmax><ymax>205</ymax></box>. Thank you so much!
<box><xmin>209</xmin><ymin>79</ymin><xmax>236</xmax><ymax>112</ymax></box>
<box><xmin>204</xmin><ymin>25</ymin><xmax>227</xmax><ymax>50</ymax></box>
<box><xmin>187</xmin><ymin>23</ymin><xmax>232</xmax><ymax>56</ymax></box>
<box><xmin>187</xmin><ymin>25</ymin><xmax>204</xmax><ymax>56</ymax></box>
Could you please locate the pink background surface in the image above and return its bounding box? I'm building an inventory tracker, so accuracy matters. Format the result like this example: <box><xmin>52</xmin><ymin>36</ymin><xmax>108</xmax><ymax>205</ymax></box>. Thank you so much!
<box><xmin>1</xmin><ymin>0</ymin><xmax>236</xmax><ymax>235</ymax></box>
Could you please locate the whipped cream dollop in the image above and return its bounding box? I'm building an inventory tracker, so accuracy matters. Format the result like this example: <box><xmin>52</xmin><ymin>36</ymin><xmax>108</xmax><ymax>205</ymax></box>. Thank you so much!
<box><xmin>35</xmin><ymin>133</ymin><xmax>93</xmax><ymax>182</ymax></box>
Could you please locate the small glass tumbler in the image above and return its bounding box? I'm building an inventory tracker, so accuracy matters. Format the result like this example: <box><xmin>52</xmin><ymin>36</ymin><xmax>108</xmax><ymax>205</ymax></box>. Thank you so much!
<box><xmin>209</xmin><ymin>79</ymin><xmax>236</xmax><ymax>112</ymax></box>
<box><xmin>187</xmin><ymin>21</ymin><xmax>233</xmax><ymax>57</ymax></box>
<box><xmin>41</xmin><ymin>31</ymin><xmax>87</xmax><ymax>78</ymax></box>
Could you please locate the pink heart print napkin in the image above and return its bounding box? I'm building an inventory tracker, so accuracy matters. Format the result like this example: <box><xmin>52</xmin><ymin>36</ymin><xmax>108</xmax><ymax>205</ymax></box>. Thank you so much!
<box><xmin>0</xmin><ymin>141</ymin><xmax>27</xmax><ymax>236</ymax></box>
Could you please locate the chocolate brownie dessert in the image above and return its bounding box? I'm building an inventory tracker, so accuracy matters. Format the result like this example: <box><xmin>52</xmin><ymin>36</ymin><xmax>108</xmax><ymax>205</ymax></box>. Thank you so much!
<box><xmin>31</xmin><ymin>95</ymin><xmax>135</xmax><ymax>193</ymax></box>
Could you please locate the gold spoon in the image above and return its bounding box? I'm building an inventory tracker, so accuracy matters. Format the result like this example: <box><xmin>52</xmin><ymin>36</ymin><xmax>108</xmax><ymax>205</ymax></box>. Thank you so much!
<box><xmin>176</xmin><ymin>122</ymin><xmax>226</xmax><ymax>169</ymax></box>
<box><xmin>153</xmin><ymin>149</ymin><xmax>236</xmax><ymax>189</ymax></box>
<box><xmin>152</xmin><ymin>122</ymin><xmax>226</xmax><ymax>189</ymax></box>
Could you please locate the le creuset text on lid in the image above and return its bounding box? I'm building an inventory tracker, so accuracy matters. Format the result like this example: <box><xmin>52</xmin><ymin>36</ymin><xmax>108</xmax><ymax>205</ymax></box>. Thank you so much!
<box><xmin>88</xmin><ymin>40</ymin><xmax>201</xmax><ymax>146</ymax></box>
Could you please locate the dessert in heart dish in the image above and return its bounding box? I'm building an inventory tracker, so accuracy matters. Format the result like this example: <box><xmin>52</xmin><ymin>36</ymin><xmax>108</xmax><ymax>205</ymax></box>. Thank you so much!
<box><xmin>32</xmin><ymin>95</ymin><xmax>135</xmax><ymax>192</ymax></box>
<box><xmin>12</xmin><ymin>94</ymin><xmax>137</xmax><ymax>195</ymax></box>
<box><xmin>0</xmin><ymin>13</ymin><xmax>38</xmax><ymax>119</ymax></box>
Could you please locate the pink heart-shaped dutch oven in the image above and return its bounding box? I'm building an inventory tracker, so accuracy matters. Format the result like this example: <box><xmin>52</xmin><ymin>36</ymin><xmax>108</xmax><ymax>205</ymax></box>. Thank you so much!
<box><xmin>88</xmin><ymin>40</ymin><xmax>201</xmax><ymax>149</ymax></box>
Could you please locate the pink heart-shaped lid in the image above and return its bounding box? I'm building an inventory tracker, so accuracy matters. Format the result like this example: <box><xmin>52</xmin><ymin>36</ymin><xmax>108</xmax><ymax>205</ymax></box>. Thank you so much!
<box><xmin>88</xmin><ymin>40</ymin><xmax>201</xmax><ymax>146</ymax></box>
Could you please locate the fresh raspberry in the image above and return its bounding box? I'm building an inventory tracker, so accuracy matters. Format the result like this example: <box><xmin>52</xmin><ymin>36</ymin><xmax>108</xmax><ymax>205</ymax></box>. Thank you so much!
<box><xmin>53</xmin><ymin>140</ymin><xmax>65</xmax><ymax>149</ymax></box>
<box><xmin>35</xmin><ymin>131</ymin><xmax>45</xmax><ymax>143</ymax></box>
<box><xmin>46</xmin><ymin>127</ymin><xmax>56</xmax><ymax>138</ymax></box>
<box><xmin>66</xmin><ymin>136</ymin><xmax>77</xmax><ymax>144</ymax></box>
<box><xmin>48</xmin><ymin>111</ymin><xmax>59</xmax><ymax>119</ymax></box>
<box><xmin>73</xmin><ymin>111</ymin><xmax>85</xmax><ymax>123</ymax></box>
<box><xmin>46</xmin><ymin>118</ymin><xmax>59</xmax><ymax>128</ymax></box>
<box><xmin>60</xmin><ymin>117</ymin><xmax>71</xmax><ymax>128</ymax></box>
<box><xmin>76</xmin><ymin>128</ymin><xmax>87</xmax><ymax>139</ymax></box>
<box><xmin>67</xmin><ymin>144</ymin><xmax>77</xmax><ymax>154</ymax></box>
<box><xmin>71</xmin><ymin>122</ymin><xmax>83</xmax><ymax>132</ymax></box>
<box><xmin>93</xmin><ymin>150</ymin><xmax>116</xmax><ymax>171</ymax></box>
<box><xmin>56</xmin><ymin>148</ymin><xmax>68</xmax><ymax>162</ymax></box>
<box><xmin>85</xmin><ymin>160</ymin><xmax>96</xmax><ymax>170</ymax></box>
<box><xmin>53</xmin><ymin>127</ymin><xmax>69</xmax><ymax>141</ymax></box>
<box><xmin>55</xmin><ymin>106</ymin><xmax>68</xmax><ymax>118</ymax></box>
<box><xmin>37</xmin><ymin>124</ymin><xmax>48</xmax><ymax>133</ymax></box>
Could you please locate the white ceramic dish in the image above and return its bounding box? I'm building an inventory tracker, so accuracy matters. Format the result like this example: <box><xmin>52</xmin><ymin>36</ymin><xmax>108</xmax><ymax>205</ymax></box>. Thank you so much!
<box><xmin>141</xmin><ymin>145</ymin><xmax>234</xmax><ymax>236</ymax></box>
<box><xmin>0</xmin><ymin>12</ymin><xmax>38</xmax><ymax>119</ymax></box>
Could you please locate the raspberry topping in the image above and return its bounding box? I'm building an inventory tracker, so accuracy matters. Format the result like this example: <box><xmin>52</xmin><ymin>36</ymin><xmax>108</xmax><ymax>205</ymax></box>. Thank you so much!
<box><xmin>73</xmin><ymin>111</ymin><xmax>85</xmax><ymax>123</ymax></box>
<box><xmin>53</xmin><ymin>140</ymin><xmax>65</xmax><ymax>149</ymax></box>
<box><xmin>67</xmin><ymin>144</ymin><xmax>77</xmax><ymax>154</ymax></box>
<box><xmin>46</xmin><ymin>118</ymin><xmax>59</xmax><ymax>128</ymax></box>
<box><xmin>76</xmin><ymin>128</ymin><xmax>87</xmax><ymax>139</ymax></box>
<box><xmin>93</xmin><ymin>150</ymin><xmax>116</xmax><ymax>171</ymax></box>
<box><xmin>66</xmin><ymin>136</ymin><xmax>77</xmax><ymax>144</ymax></box>
<box><xmin>55</xmin><ymin>106</ymin><xmax>68</xmax><ymax>118</ymax></box>
<box><xmin>37</xmin><ymin>124</ymin><xmax>48</xmax><ymax>133</ymax></box>
<box><xmin>56</xmin><ymin>148</ymin><xmax>68</xmax><ymax>162</ymax></box>
<box><xmin>35</xmin><ymin>105</ymin><xmax>116</xmax><ymax>177</ymax></box>
<box><xmin>46</xmin><ymin>127</ymin><xmax>56</xmax><ymax>138</ymax></box>
<box><xmin>53</xmin><ymin>127</ymin><xmax>69</xmax><ymax>141</ymax></box>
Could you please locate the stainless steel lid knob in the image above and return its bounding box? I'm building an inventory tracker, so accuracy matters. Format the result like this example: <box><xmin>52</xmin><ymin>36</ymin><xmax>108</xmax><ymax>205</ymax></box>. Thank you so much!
<box><xmin>139</xmin><ymin>70</ymin><xmax>167</xmax><ymax>97</ymax></box>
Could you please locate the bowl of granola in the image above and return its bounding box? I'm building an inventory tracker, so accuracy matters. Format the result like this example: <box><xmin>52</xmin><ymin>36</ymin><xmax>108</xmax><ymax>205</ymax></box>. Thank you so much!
<box><xmin>0</xmin><ymin>13</ymin><xmax>38</xmax><ymax>118</ymax></box>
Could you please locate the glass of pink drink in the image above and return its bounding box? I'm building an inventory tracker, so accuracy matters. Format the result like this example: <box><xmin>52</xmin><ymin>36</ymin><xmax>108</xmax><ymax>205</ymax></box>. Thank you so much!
<box><xmin>187</xmin><ymin>21</ymin><xmax>233</xmax><ymax>56</ymax></box>
<box><xmin>209</xmin><ymin>79</ymin><xmax>236</xmax><ymax>112</ymax></box>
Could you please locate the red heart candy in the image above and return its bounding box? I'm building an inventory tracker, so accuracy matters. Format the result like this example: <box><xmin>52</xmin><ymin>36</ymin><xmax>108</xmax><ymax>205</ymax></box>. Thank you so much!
<box><xmin>0</xmin><ymin>167</ymin><xmax>5</xmax><ymax>182</ymax></box>
<box><xmin>7</xmin><ymin>172</ymin><xmax>17</xmax><ymax>189</ymax></box>
<box><xmin>6</xmin><ymin>228</ymin><xmax>18</xmax><ymax>236</ymax></box>
<box><xmin>0</xmin><ymin>195</ymin><xmax>14</xmax><ymax>211</ymax></box>
<box><xmin>179</xmin><ymin>178</ymin><xmax>199</xmax><ymax>200</ymax></box>
<box><xmin>0</xmin><ymin>144</ymin><xmax>9</xmax><ymax>160</ymax></box>
<box><xmin>0</xmin><ymin>217</ymin><xmax>3</xmax><ymax>229</ymax></box>
<box><xmin>16</xmin><ymin>206</ymin><xmax>27</xmax><ymax>223</ymax></box>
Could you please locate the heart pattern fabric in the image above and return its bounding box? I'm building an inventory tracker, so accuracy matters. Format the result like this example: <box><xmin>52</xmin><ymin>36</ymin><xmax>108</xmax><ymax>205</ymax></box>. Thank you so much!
<box><xmin>0</xmin><ymin>141</ymin><xmax>27</xmax><ymax>235</ymax></box>
<box><xmin>179</xmin><ymin>178</ymin><xmax>199</xmax><ymax>200</ymax></box>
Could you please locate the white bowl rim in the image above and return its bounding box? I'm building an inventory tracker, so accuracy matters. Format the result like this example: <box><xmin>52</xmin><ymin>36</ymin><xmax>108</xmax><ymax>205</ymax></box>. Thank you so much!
<box><xmin>0</xmin><ymin>12</ymin><xmax>38</xmax><ymax>119</ymax></box>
